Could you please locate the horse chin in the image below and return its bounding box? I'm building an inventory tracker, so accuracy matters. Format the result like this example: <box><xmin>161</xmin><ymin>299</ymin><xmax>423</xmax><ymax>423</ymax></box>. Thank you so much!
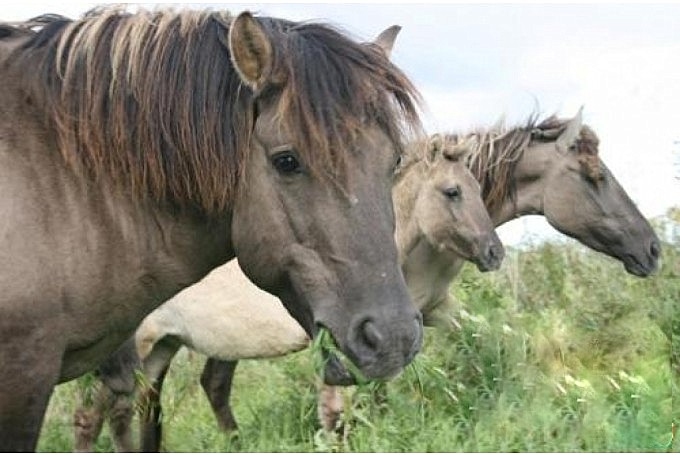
<box><xmin>436</xmin><ymin>241</ymin><xmax>501</xmax><ymax>272</ymax></box>
<box><xmin>315</xmin><ymin>321</ymin><xmax>408</xmax><ymax>382</ymax></box>
<box><xmin>314</xmin><ymin>323</ymin><xmax>360</xmax><ymax>386</ymax></box>
<box><xmin>474</xmin><ymin>255</ymin><xmax>503</xmax><ymax>272</ymax></box>
<box><xmin>603</xmin><ymin>242</ymin><xmax>658</xmax><ymax>277</ymax></box>
<box><xmin>323</xmin><ymin>352</ymin><xmax>358</xmax><ymax>386</ymax></box>
<box><xmin>622</xmin><ymin>254</ymin><xmax>656</xmax><ymax>277</ymax></box>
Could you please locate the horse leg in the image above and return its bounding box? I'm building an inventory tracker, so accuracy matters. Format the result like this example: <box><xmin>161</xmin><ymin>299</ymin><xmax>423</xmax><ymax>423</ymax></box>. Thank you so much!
<box><xmin>139</xmin><ymin>366</ymin><xmax>169</xmax><ymax>453</ymax></box>
<box><xmin>73</xmin><ymin>382</ymin><xmax>109</xmax><ymax>452</ymax></box>
<box><xmin>200</xmin><ymin>358</ymin><xmax>239</xmax><ymax>433</ymax></box>
<box><xmin>317</xmin><ymin>383</ymin><xmax>344</xmax><ymax>433</ymax></box>
<box><xmin>0</xmin><ymin>377</ymin><xmax>57</xmax><ymax>451</ymax></box>
<box><xmin>74</xmin><ymin>381</ymin><xmax>135</xmax><ymax>453</ymax></box>
<box><xmin>139</xmin><ymin>338</ymin><xmax>180</xmax><ymax>452</ymax></box>
<box><xmin>0</xmin><ymin>323</ymin><xmax>62</xmax><ymax>451</ymax></box>
<box><xmin>318</xmin><ymin>350</ymin><xmax>352</xmax><ymax>433</ymax></box>
<box><xmin>99</xmin><ymin>339</ymin><xmax>140</xmax><ymax>453</ymax></box>
<box><xmin>73</xmin><ymin>338</ymin><xmax>139</xmax><ymax>452</ymax></box>
<box><xmin>108</xmin><ymin>390</ymin><xmax>135</xmax><ymax>452</ymax></box>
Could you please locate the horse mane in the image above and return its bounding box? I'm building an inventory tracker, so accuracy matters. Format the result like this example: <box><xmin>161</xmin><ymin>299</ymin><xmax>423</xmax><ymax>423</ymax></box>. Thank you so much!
<box><xmin>395</xmin><ymin>134</ymin><xmax>470</xmax><ymax>184</ymax></box>
<box><xmin>440</xmin><ymin>112</ymin><xmax>600</xmax><ymax>212</ymax></box>
<box><xmin>439</xmin><ymin>117</ymin><xmax>535</xmax><ymax>212</ymax></box>
<box><xmin>3</xmin><ymin>7</ymin><xmax>422</xmax><ymax>213</ymax></box>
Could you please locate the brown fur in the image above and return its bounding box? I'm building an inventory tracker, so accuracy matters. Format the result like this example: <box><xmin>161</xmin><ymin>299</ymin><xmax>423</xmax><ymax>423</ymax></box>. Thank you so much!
<box><xmin>4</xmin><ymin>7</ymin><xmax>421</xmax><ymax>212</ymax></box>
<box><xmin>576</xmin><ymin>126</ymin><xmax>603</xmax><ymax>183</ymax></box>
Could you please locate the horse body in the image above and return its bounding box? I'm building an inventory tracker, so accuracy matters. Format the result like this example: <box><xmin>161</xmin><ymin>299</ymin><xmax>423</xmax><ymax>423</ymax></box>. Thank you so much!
<box><xmin>0</xmin><ymin>7</ymin><xmax>426</xmax><ymax>450</ymax></box>
<box><xmin>0</xmin><ymin>134</ymin><xmax>230</xmax><ymax>380</ymax></box>
<box><xmin>136</xmin><ymin>261</ymin><xmax>309</xmax><ymax>363</ymax></box>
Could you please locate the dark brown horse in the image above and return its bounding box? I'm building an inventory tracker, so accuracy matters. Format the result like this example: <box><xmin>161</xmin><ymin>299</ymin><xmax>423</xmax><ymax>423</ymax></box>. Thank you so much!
<box><xmin>0</xmin><ymin>8</ymin><xmax>425</xmax><ymax>450</ymax></box>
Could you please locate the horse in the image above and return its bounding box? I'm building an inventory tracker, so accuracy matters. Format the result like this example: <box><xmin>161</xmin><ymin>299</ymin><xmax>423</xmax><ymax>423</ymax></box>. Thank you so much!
<box><xmin>0</xmin><ymin>7</ymin><xmax>427</xmax><ymax>450</ymax></box>
<box><xmin>72</xmin><ymin>136</ymin><xmax>505</xmax><ymax>452</ymax></box>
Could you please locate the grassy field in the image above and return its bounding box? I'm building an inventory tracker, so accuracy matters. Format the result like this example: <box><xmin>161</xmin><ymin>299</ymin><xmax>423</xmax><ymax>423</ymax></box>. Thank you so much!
<box><xmin>38</xmin><ymin>211</ymin><xmax>679</xmax><ymax>452</ymax></box>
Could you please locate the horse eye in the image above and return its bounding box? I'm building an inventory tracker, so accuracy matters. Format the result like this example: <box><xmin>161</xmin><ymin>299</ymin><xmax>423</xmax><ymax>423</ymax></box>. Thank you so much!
<box><xmin>393</xmin><ymin>155</ymin><xmax>404</xmax><ymax>172</ymax></box>
<box><xmin>443</xmin><ymin>186</ymin><xmax>462</xmax><ymax>200</ymax></box>
<box><xmin>272</xmin><ymin>152</ymin><xmax>302</xmax><ymax>175</ymax></box>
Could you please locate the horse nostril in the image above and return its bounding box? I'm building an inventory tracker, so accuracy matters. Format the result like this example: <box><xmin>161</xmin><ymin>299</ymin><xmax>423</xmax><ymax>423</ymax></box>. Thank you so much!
<box><xmin>649</xmin><ymin>240</ymin><xmax>661</xmax><ymax>259</ymax></box>
<box><xmin>359</xmin><ymin>319</ymin><xmax>383</xmax><ymax>350</ymax></box>
<box><xmin>489</xmin><ymin>244</ymin><xmax>499</xmax><ymax>259</ymax></box>
<box><xmin>486</xmin><ymin>242</ymin><xmax>504</xmax><ymax>263</ymax></box>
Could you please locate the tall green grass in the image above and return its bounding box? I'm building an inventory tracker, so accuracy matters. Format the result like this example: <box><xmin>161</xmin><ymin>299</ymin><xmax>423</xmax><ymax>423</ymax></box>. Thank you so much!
<box><xmin>38</xmin><ymin>212</ymin><xmax>679</xmax><ymax>452</ymax></box>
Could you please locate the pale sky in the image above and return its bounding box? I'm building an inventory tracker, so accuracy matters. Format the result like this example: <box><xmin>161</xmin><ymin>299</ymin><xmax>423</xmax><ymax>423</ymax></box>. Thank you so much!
<box><xmin>4</xmin><ymin>2</ymin><xmax>679</xmax><ymax>245</ymax></box>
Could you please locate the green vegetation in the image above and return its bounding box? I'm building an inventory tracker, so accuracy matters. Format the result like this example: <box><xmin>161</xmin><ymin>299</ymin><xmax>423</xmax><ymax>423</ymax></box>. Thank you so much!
<box><xmin>38</xmin><ymin>212</ymin><xmax>678</xmax><ymax>452</ymax></box>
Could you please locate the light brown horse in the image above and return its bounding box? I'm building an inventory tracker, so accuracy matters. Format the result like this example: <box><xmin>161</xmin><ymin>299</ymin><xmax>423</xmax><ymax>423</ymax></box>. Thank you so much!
<box><xmin>0</xmin><ymin>8</ymin><xmax>426</xmax><ymax>450</ymax></box>
<box><xmin>409</xmin><ymin>109</ymin><xmax>661</xmax><ymax>326</ymax></box>
<box><xmin>71</xmin><ymin>135</ymin><xmax>504</xmax><ymax>452</ymax></box>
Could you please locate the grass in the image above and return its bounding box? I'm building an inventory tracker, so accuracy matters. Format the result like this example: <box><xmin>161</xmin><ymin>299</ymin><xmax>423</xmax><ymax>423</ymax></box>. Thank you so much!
<box><xmin>38</xmin><ymin>212</ymin><xmax>679</xmax><ymax>452</ymax></box>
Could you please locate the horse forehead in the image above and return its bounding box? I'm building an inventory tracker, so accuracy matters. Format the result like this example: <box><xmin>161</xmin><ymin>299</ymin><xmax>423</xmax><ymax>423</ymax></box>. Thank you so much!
<box><xmin>432</xmin><ymin>158</ymin><xmax>471</xmax><ymax>180</ymax></box>
<box><xmin>254</xmin><ymin>105</ymin><xmax>394</xmax><ymax>155</ymax></box>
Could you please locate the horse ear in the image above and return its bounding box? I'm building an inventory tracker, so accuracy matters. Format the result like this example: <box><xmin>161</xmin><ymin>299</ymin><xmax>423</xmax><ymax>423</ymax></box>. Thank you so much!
<box><xmin>426</xmin><ymin>134</ymin><xmax>443</xmax><ymax>163</ymax></box>
<box><xmin>556</xmin><ymin>106</ymin><xmax>584</xmax><ymax>152</ymax></box>
<box><xmin>372</xmin><ymin>25</ymin><xmax>401</xmax><ymax>58</ymax></box>
<box><xmin>445</xmin><ymin>136</ymin><xmax>477</xmax><ymax>162</ymax></box>
<box><xmin>229</xmin><ymin>12</ymin><xmax>274</xmax><ymax>90</ymax></box>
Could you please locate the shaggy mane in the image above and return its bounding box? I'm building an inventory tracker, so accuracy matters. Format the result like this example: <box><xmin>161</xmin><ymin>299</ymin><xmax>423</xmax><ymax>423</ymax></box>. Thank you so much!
<box><xmin>440</xmin><ymin>113</ymin><xmax>599</xmax><ymax>212</ymax></box>
<box><xmin>3</xmin><ymin>7</ymin><xmax>422</xmax><ymax>212</ymax></box>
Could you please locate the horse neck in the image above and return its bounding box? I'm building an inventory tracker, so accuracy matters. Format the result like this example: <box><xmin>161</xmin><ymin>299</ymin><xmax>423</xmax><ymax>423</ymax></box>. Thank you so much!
<box><xmin>487</xmin><ymin>142</ymin><xmax>552</xmax><ymax>227</ymax></box>
<box><xmin>401</xmin><ymin>236</ymin><xmax>466</xmax><ymax>315</ymax></box>
<box><xmin>1</xmin><ymin>39</ymin><xmax>234</xmax><ymax>295</ymax></box>
<box><xmin>1</xmin><ymin>105</ymin><xmax>234</xmax><ymax>380</ymax></box>
<box><xmin>392</xmin><ymin>161</ymin><xmax>427</xmax><ymax>263</ymax></box>
<box><xmin>9</xmin><ymin>127</ymin><xmax>232</xmax><ymax>295</ymax></box>
<box><xmin>76</xmin><ymin>184</ymin><xmax>234</xmax><ymax>298</ymax></box>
